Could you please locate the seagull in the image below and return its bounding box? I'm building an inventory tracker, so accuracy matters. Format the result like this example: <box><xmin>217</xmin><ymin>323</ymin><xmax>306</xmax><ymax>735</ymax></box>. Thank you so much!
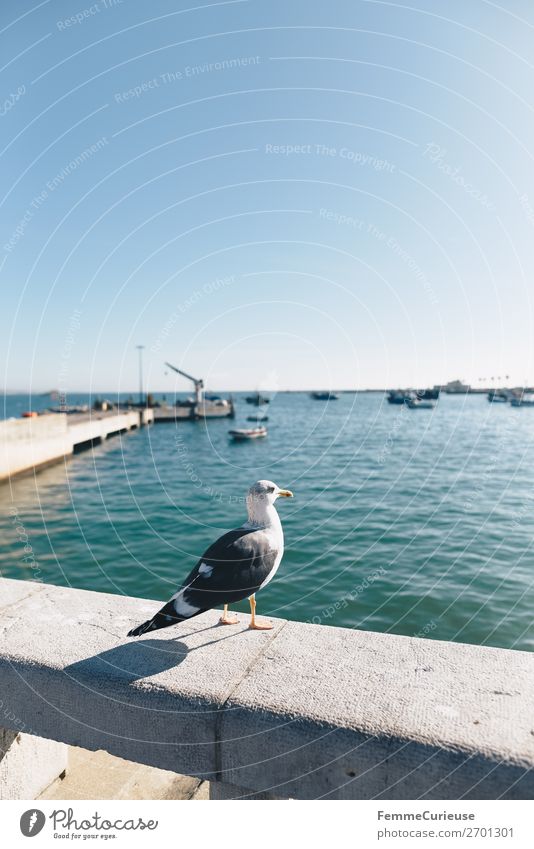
<box><xmin>127</xmin><ymin>480</ymin><xmax>293</xmax><ymax>637</ymax></box>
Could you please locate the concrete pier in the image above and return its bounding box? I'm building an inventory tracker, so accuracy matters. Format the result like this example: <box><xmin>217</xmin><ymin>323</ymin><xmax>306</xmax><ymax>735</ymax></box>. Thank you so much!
<box><xmin>152</xmin><ymin>402</ymin><xmax>234</xmax><ymax>422</ymax></box>
<box><xmin>0</xmin><ymin>408</ymin><xmax>154</xmax><ymax>482</ymax></box>
<box><xmin>0</xmin><ymin>577</ymin><xmax>532</xmax><ymax>800</ymax></box>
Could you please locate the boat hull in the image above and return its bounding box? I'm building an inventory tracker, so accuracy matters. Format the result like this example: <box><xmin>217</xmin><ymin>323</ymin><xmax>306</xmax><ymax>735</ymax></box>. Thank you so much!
<box><xmin>229</xmin><ymin>427</ymin><xmax>267</xmax><ymax>440</ymax></box>
<box><xmin>407</xmin><ymin>400</ymin><xmax>435</xmax><ymax>409</ymax></box>
<box><xmin>245</xmin><ymin>394</ymin><xmax>270</xmax><ymax>405</ymax></box>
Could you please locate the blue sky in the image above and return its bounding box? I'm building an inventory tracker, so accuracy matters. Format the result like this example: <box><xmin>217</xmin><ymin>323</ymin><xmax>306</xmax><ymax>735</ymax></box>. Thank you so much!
<box><xmin>1</xmin><ymin>0</ymin><xmax>534</xmax><ymax>392</ymax></box>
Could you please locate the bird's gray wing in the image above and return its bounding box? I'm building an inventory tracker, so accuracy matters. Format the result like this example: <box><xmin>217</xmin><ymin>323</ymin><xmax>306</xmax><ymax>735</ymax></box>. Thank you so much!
<box><xmin>172</xmin><ymin>526</ymin><xmax>278</xmax><ymax>615</ymax></box>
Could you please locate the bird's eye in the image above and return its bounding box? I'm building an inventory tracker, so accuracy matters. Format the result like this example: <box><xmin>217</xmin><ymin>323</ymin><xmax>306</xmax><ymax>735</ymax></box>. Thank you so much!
<box><xmin>266</xmin><ymin>486</ymin><xmax>275</xmax><ymax>493</ymax></box>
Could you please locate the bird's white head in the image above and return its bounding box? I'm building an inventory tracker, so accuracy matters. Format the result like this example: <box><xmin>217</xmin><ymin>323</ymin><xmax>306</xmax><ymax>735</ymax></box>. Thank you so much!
<box><xmin>245</xmin><ymin>479</ymin><xmax>294</xmax><ymax>526</ymax></box>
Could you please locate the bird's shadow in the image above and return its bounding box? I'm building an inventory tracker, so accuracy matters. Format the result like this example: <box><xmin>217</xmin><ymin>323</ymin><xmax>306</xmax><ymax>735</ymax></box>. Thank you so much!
<box><xmin>64</xmin><ymin>625</ymin><xmax>239</xmax><ymax>683</ymax></box>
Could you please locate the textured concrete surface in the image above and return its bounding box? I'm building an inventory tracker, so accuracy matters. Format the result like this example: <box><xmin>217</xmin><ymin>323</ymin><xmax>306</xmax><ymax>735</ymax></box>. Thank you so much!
<box><xmin>0</xmin><ymin>577</ymin><xmax>533</xmax><ymax>799</ymax></box>
<box><xmin>0</xmin><ymin>579</ymin><xmax>69</xmax><ymax>800</ymax></box>
<box><xmin>0</xmin><ymin>578</ymin><xmax>41</xmax><ymax>610</ymax></box>
<box><xmin>0</xmin><ymin>578</ymin><xmax>285</xmax><ymax>779</ymax></box>
<box><xmin>39</xmin><ymin>746</ymin><xmax>208</xmax><ymax>800</ymax></box>
<box><xmin>220</xmin><ymin>620</ymin><xmax>534</xmax><ymax>798</ymax></box>
<box><xmin>0</xmin><ymin>729</ymin><xmax>68</xmax><ymax>800</ymax></box>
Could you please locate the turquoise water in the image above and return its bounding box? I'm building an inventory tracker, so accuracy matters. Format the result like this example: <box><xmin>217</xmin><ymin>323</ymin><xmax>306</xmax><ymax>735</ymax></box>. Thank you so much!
<box><xmin>1</xmin><ymin>392</ymin><xmax>533</xmax><ymax>651</ymax></box>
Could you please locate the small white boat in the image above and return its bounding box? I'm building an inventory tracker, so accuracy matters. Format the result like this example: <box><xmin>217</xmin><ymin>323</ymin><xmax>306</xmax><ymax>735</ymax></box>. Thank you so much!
<box><xmin>228</xmin><ymin>426</ymin><xmax>268</xmax><ymax>440</ymax></box>
<box><xmin>407</xmin><ymin>398</ymin><xmax>435</xmax><ymax>409</ymax></box>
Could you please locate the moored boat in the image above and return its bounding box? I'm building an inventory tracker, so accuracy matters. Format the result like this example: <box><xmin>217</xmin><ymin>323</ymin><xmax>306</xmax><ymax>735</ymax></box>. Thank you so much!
<box><xmin>407</xmin><ymin>398</ymin><xmax>435</xmax><ymax>409</ymax></box>
<box><xmin>510</xmin><ymin>393</ymin><xmax>534</xmax><ymax>407</ymax></box>
<box><xmin>387</xmin><ymin>390</ymin><xmax>414</xmax><ymax>404</ymax></box>
<box><xmin>488</xmin><ymin>389</ymin><xmax>510</xmax><ymax>403</ymax></box>
<box><xmin>417</xmin><ymin>386</ymin><xmax>440</xmax><ymax>400</ymax></box>
<box><xmin>310</xmin><ymin>391</ymin><xmax>339</xmax><ymax>400</ymax></box>
<box><xmin>228</xmin><ymin>426</ymin><xmax>268</xmax><ymax>440</ymax></box>
<box><xmin>388</xmin><ymin>388</ymin><xmax>438</xmax><ymax>405</ymax></box>
<box><xmin>245</xmin><ymin>393</ymin><xmax>270</xmax><ymax>406</ymax></box>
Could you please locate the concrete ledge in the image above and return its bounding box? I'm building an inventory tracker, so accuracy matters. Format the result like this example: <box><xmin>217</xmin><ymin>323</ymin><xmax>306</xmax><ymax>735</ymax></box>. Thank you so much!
<box><xmin>39</xmin><ymin>746</ymin><xmax>207</xmax><ymax>800</ymax></box>
<box><xmin>0</xmin><ymin>415</ymin><xmax>72</xmax><ymax>479</ymax></box>
<box><xmin>0</xmin><ymin>729</ymin><xmax>68</xmax><ymax>800</ymax></box>
<box><xmin>0</xmin><ymin>578</ymin><xmax>532</xmax><ymax>799</ymax></box>
<box><xmin>0</xmin><ymin>410</ymin><xmax>151</xmax><ymax>482</ymax></box>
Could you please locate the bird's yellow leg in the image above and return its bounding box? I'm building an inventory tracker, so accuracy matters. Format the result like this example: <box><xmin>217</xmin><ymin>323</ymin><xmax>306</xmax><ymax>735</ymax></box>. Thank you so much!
<box><xmin>219</xmin><ymin>603</ymin><xmax>239</xmax><ymax>625</ymax></box>
<box><xmin>248</xmin><ymin>594</ymin><xmax>273</xmax><ymax>630</ymax></box>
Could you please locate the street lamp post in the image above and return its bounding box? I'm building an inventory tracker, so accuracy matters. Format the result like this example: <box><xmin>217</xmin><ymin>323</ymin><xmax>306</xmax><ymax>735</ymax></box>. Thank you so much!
<box><xmin>136</xmin><ymin>345</ymin><xmax>145</xmax><ymax>406</ymax></box>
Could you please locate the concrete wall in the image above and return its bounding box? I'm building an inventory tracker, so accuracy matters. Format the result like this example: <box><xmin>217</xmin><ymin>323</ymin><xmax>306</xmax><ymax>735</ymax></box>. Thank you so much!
<box><xmin>0</xmin><ymin>410</ymin><xmax>146</xmax><ymax>482</ymax></box>
<box><xmin>140</xmin><ymin>408</ymin><xmax>154</xmax><ymax>426</ymax></box>
<box><xmin>0</xmin><ymin>577</ymin><xmax>532</xmax><ymax>800</ymax></box>
<box><xmin>0</xmin><ymin>579</ymin><xmax>69</xmax><ymax>799</ymax></box>
<box><xmin>0</xmin><ymin>415</ymin><xmax>72</xmax><ymax>479</ymax></box>
<box><xmin>67</xmin><ymin>410</ymin><xmax>140</xmax><ymax>445</ymax></box>
<box><xmin>0</xmin><ymin>729</ymin><xmax>67</xmax><ymax>800</ymax></box>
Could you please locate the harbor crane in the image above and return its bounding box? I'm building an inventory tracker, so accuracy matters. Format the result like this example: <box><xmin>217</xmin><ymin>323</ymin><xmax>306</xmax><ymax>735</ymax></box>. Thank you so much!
<box><xmin>163</xmin><ymin>360</ymin><xmax>234</xmax><ymax>420</ymax></box>
<box><xmin>165</xmin><ymin>362</ymin><xmax>204</xmax><ymax>406</ymax></box>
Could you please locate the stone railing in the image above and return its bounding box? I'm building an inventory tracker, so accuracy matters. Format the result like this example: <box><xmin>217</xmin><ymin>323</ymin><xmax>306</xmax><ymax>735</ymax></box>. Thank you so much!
<box><xmin>0</xmin><ymin>577</ymin><xmax>533</xmax><ymax>799</ymax></box>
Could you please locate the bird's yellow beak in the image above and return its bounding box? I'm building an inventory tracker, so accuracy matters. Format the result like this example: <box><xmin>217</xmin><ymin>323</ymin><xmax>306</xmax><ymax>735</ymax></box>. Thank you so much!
<box><xmin>278</xmin><ymin>489</ymin><xmax>294</xmax><ymax>498</ymax></box>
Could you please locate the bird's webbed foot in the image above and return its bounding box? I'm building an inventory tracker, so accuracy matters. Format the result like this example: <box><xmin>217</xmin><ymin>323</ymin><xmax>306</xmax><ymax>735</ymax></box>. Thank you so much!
<box><xmin>248</xmin><ymin>618</ymin><xmax>273</xmax><ymax>630</ymax></box>
<box><xmin>219</xmin><ymin>604</ymin><xmax>239</xmax><ymax>625</ymax></box>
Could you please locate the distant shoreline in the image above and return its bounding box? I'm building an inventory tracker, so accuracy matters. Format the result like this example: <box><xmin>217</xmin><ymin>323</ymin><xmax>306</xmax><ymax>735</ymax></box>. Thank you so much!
<box><xmin>1</xmin><ymin>387</ymin><xmax>522</xmax><ymax>395</ymax></box>
<box><xmin>0</xmin><ymin>388</ymin><xmax>514</xmax><ymax>395</ymax></box>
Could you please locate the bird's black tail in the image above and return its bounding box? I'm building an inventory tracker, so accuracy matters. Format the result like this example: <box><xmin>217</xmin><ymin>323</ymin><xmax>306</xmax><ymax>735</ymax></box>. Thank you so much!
<box><xmin>127</xmin><ymin>601</ymin><xmax>186</xmax><ymax>638</ymax></box>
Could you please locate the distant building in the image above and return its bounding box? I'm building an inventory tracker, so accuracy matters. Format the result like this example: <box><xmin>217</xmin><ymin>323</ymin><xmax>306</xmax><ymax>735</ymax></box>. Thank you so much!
<box><xmin>442</xmin><ymin>379</ymin><xmax>471</xmax><ymax>394</ymax></box>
